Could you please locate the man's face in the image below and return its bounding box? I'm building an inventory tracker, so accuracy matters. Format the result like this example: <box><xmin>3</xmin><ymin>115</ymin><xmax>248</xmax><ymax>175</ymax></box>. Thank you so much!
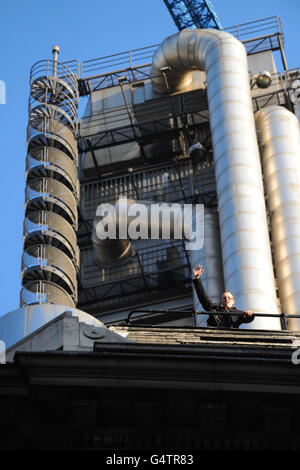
<box><xmin>222</xmin><ymin>292</ymin><xmax>235</xmax><ymax>309</ymax></box>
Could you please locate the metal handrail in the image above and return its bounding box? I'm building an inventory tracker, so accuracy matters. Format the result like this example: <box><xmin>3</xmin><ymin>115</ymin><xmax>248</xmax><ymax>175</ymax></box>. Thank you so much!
<box><xmin>23</xmin><ymin>210</ymin><xmax>77</xmax><ymax>259</ymax></box>
<box><xmin>21</xmin><ymin>56</ymin><xmax>80</xmax><ymax>309</ymax></box>
<box><xmin>30</xmin><ymin>82</ymin><xmax>78</xmax><ymax>113</ymax></box>
<box><xmin>126</xmin><ymin>309</ymin><xmax>300</xmax><ymax>330</ymax></box>
<box><xmin>81</xmin><ymin>44</ymin><xmax>159</xmax><ymax>78</ymax></box>
<box><xmin>77</xmin><ymin>16</ymin><xmax>283</xmax><ymax>81</ymax></box>
<box><xmin>76</xmin><ymin>16</ymin><xmax>284</xmax><ymax>95</ymax></box>
<box><xmin>80</xmin><ymin>159</ymin><xmax>214</xmax><ymax>224</ymax></box>
<box><xmin>224</xmin><ymin>15</ymin><xmax>283</xmax><ymax>40</ymax></box>
<box><xmin>27</xmin><ymin>119</ymin><xmax>78</xmax><ymax>160</ymax></box>
<box><xmin>30</xmin><ymin>60</ymin><xmax>79</xmax><ymax>93</ymax></box>
<box><xmin>20</xmin><ymin>280</ymin><xmax>75</xmax><ymax>308</ymax></box>
<box><xmin>26</xmin><ymin>147</ymin><xmax>77</xmax><ymax>192</ymax></box>
<box><xmin>29</xmin><ymin>101</ymin><xmax>77</xmax><ymax>131</ymax></box>
<box><xmin>25</xmin><ymin>16</ymin><xmax>283</xmax><ymax>96</ymax></box>
<box><xmin>26</xmin><ymin>177</ymin><xmax>77</xmax><ymax>222</ymax></box>
<box><xmin>22</xmin><ymin>244</ymin><xmax>77</xmax><ymax>295</ymax></box>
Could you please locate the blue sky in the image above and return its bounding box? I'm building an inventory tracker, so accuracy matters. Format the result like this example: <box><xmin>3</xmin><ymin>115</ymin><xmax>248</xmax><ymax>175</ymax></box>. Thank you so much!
<box><xmin>0</xmin><ymin>0</ymin><xmax>298</xmax><ymax>316</ymax></box>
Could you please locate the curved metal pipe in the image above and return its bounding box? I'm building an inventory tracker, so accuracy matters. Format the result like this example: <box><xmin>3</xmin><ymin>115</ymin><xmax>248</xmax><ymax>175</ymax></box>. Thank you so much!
<box><xmin>92</xmin><ymin>198</ymin><xmax>138</xmax><ymax>263</ymax></box>
<box><xmin>151</xmin><ymin>29</ymin><xmax>280</xmax><ymax>329</ymax></box>
<box><xmin>92</xmin><ymin>198</ymin><xmax>203</xmax><ymax>262</ymax></box>
<box><xmin>255</xmin><ymin>106</ymin><xmax>300</xmax><ymax>331</ymax></box>
<box><xmin>92</xmin><ymin>198</ymin><xmax>179</xmax><ymax>263</ymax></box>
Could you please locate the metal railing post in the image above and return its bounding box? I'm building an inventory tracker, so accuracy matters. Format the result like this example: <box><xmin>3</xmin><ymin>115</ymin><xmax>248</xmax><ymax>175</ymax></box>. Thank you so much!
<box><xmin>280</xmin><ymin>312</ymin><xmax>288</xmax><ymax>330</ymax></box>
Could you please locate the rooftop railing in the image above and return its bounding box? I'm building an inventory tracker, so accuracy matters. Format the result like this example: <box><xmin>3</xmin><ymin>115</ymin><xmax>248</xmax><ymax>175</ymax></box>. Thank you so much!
<box><xmin>126</xmin><ymin>309</ymin><xmax>300</xmax><ymax>330</ymax></box>
<box><xmin>56</xmin><ymin>16</ymin><xmax>285</xmax><ymax>94</ymax></box>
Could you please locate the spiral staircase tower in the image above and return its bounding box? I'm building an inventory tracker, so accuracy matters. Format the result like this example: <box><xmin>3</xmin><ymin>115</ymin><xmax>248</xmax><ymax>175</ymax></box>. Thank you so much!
<box><xmin>20</xmin><ymin>46</ymin><xmax>79</xmax><ymax>308</ymax></box>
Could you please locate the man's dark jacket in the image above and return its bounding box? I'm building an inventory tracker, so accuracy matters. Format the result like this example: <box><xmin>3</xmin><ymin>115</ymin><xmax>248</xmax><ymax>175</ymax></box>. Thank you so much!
<box><xmin>193</xmin><ymin>277</ymin><xmax>255</xmax><ymax>328</ymax></box>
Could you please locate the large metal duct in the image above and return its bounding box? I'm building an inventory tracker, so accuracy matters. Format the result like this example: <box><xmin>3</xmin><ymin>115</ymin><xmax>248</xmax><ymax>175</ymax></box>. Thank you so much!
<box><xmin>189</xmin><ymin>208</ymin><xmax>224</xmax><ymax>327</ymax></box>
<box><xmin>92</xmin><ymin>201</ymin><xmax>223</xmax><ymax>327</ymax></box>
<box><xmin>290</xmin><ymin>79</ymin><xmax>300</xmax><ymax>124</ymax></box>
<box><xmin>255</xmin><ymin>106</ymin><xmax>300</xmax><ymax>331</ymax></box>
<box><xmin>151</xmin><ymin>29</ymin><xmax>280</xmax><ymax>329</ymax></box>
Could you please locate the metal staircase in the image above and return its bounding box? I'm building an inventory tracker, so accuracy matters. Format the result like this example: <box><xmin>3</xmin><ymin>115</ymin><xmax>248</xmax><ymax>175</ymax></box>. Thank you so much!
<box><xmin>20</xmin><ymin>52</ymin><xmax>80</xmax><ymax>308</ymax></box>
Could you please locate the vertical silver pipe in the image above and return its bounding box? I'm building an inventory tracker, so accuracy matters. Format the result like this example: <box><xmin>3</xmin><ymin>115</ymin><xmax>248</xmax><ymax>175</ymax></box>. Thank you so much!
<box><xmin>52</xmin><ymin>45</ymin><xmax>59</xmax><ymax>77</ymax></box>
<box><xmin>151</xmin><ymin>29</ymin><xmax>280</xmax><ymax>329</ymax></box>
<box><xmin>256</xmin><ymin>106</ymin><xmax>300</xmax><ymax>331</ymax></box>
<box><xmin>189</xmin><ymin>208</ymin><xmax>224</xmax><ymax>327</ymax></box>
<box><xmin>290</xmin><ymin>80</ymin><xmax>300</xmax><ymax>124</ymax></box>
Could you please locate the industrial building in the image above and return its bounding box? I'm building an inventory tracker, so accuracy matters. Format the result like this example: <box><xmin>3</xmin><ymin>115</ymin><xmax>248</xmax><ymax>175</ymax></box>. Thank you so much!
<box><xmin>1</xmin><ymin>2</ymin><xmax>300</xmax><ymax>451</ymax></box>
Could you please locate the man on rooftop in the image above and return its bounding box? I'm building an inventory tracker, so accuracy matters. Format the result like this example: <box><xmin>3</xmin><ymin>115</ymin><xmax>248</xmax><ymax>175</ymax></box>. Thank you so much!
<box><xmin>193</xmin><ymin>265</ymin><xmax>255</xmax><ymax>329</ymax></box>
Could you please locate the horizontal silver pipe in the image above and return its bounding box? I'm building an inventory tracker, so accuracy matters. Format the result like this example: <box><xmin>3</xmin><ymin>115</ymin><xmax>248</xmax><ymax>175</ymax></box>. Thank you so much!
<box><xmin>92</xmin><ymin>198</ymin><xmax>203</xmax><ymax>263</ymax></box>
<box><xmin>151</xmin><ymin>29</ymin><xmax>280</xmax><ymax>329</ymax></box>
<box><xmin>255</xmin><ymin>106</ymin><xmax>300</xmax><ymax>331</ymax></box>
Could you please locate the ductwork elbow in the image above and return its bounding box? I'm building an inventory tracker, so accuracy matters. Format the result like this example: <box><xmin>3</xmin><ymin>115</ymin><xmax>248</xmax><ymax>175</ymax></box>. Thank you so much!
<box><xmin>92</xmin><ymin>199</ymin><xmax>132</xmax><ymax>263</ymax></box>
<box><xmin>151</xmin><ymin>28</ymin><xmax>247</xmax><ymax>95</ymax></box>
<box><xmin>92</xmin><ymin>220</ymin><xmax>131</xmax><ymax>263</ymax></box>
<box><xmin>151</xmin><ymin>29</ymin><xmax>280</xmax><ymax>329</ymax></box>
<box><xmin>92</xmin><ymin>198</ymin><xmax>203</xmax><ymax>264</ymax></box>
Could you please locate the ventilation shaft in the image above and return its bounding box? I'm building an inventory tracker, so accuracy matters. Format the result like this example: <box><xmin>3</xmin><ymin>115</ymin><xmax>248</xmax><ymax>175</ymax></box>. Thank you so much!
<box><xmin>256</xmin><ymin>106</ymin><xmax>300</xmax><ymax>330</ymax></box>
<box><xmin>151</xmin><ymin>29</ymin><xmax>280</xmax><ymax>329</ymax></box>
